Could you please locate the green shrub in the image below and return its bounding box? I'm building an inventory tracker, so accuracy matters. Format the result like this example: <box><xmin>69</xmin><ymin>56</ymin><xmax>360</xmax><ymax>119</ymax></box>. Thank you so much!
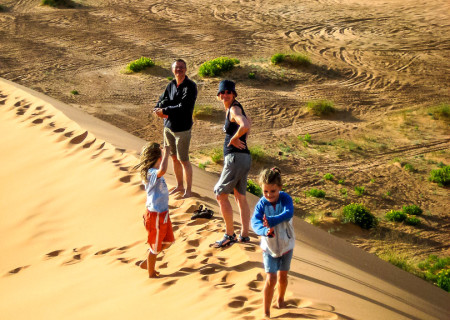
<box><xmin>304</xmin><ymin>133</ymin><xmax>311</xmax><ymax>143</ymax></box>
<box><xmin>198</xmin><ymin>57</ymin><xmax>239</xmax><ymax>77</ymax></box>
<box><xmin>271</xmin><ymin>53</ymin><xmax>286</xmax><ymax>65</ymax></box>
<box><xmin>340</xmin><ymin>188</ymin><xmax>348</xmax><ymax>196</ymax></box>
<box><xmin>354</xmin><ymin>186</ymin><xmax>365</xmax><ymax>196</ymax></box>
<box><xmin>429</xmin><ymin>165</ymin><xmax>450</xmax><ymax>186</ymax></box>
<box><xmin>0</xmin><ymin>4</ymin><xmax>6</xmax><ymax>11</ymax></box>
<box><xmin>306</xmin><ymin>188</ymin><xmax>326</xmax><ymax>198</ymax></box>
<box><xmin>70</xmin><ymin>90</ymin><xmax>79</xmax><ymax>95</ymax></box>
<box><xmin>342</xmin><ymin>203</ymin><xmax>377</xmax><ymax>229</ymax></box>
<box><xmin>247</xmin><ymin>179</ymin><xmax>262</xmax><ymax>197</ymax></box>
<box><xmin>403</xmin><ymin>163</ymin><xmax>415</xmax><ymax>172</ymax></box>
<box><xmin>338</xmin><ymin>179</ymin><xmax>345</xmax><ymax>185</ymax></box>
<box><xmin>249</xmin><ymin>146</ymin><xmax>265</xmax><ymax>162</ymax></box>
<box><xmin>41</xmin><ymin>0</ymin><xmax>75</xmax><ymax>7</ymax></box>
<box><xmin>437</xmin><ymin>269</ymin><xmax>450</xmax><ymax>292</ymax></box>
<box><xmin>210</xmin><ymin>148</ymin><xmax>223</xmax><ymax>164</ymax></box>
<box><xmin>286</xmin><ymin>53</ymin><xmax>311</xmax><ymax>66</ymax></box>
<box><xmin>306</xmin><ymin>100</ymin><xmax>335</xmax><ymax>116</ymax></box>
<box><xmin>404</xmin><ymin>216</ymin><xmax>421</xmax><ymax>226</ymax></box>
<box><xmin>193</xmin><ymin>105</ymin><xmax>213</xmax><ymax>118</ymax></box>
<box><xmin>248</xmin><ymin>72</ymin><xmax>256</xmax><ymax>79</ymax></box>
<box><xmin>385</xmin><ymin>210</ymin><xmax>407</xmax><ymax>222</ymax></box>
<box><xmin>294</xmin><ymin>197</ymin><xmax>301</xmax><ymax>204</ymax></box>
<box><xmin>126</xmin><ymin>57</ymin><xmax>155</xmax><ymax>73</ymax></box>
<box><xmin>323</xmin><ymin>173</ymin><xmax>334</xmax><ymax>180</ymax></box>
<box><xmin>198</xmin><ymin>163</ymin><xmax>206</xmax><ymax>170</ymax></box>
<box><xmin>402</xmin><ymin>204</ymin><xmax>423</xmax><ymax>216</ymax></box>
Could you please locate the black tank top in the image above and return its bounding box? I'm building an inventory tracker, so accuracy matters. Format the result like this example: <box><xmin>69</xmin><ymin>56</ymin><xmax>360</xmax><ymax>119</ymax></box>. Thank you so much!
<box><xmin>223</xmin><ymin>100</ymin><xmax>250</xmax><ymax>156</ymax></box>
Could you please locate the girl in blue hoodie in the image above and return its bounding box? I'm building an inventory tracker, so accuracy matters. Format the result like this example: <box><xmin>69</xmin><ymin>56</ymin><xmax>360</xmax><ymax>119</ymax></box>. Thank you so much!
<box><xmin>251</xmin><ymin>167</ymin><xmax>295</xmax><ymax>318</ymax></box>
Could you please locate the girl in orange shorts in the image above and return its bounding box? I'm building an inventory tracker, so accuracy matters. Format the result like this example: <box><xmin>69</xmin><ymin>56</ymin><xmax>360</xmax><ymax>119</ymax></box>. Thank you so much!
<box><xmin>134</xmin><ymin>143</ymin><xmax>174</xmax><ymax>278</ymax></box>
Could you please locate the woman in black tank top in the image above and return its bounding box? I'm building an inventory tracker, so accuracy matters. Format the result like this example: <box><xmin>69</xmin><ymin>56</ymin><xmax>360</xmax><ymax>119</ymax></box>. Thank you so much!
<box><xmin>213</xmin><ymin>80</ymin><xmax>252</xmax><ymax>248</ymax></box>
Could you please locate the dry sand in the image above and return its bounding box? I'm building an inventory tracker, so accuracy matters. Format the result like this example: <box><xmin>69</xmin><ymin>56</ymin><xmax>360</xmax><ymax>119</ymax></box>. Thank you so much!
<box><xmin>0</xmin><ymin>78</ymin><xmax>449</xmax><ymax>319</ymax></box>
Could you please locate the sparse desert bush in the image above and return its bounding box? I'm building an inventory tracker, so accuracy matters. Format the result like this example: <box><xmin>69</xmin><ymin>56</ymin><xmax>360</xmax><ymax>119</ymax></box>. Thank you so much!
<box><xmin>0</xmin><ymin>4</ymin><xmax>6</xmax><ymax>11</ymax></box>
<box><xmin>271</xmin><ymin>53</ymin><xmax>286</xmax><ymax>65</ymax></box>
<box><xmin>198</xmin><ymin>57</ymin><xmax>239</xmax><ymax>77</ymax></box>
<box><xmin>210</xmin><ymin>148</ymin><xmax>223</xmax><ymax>164</ymax></box>
<box><xmin>270</xmin><ymin>53</ymin><xmax>311</xmax><ymax>67</ymax></box>
<box><xmin>385</xmin><ymin>210</ymin><xmax>407</xmax><ymax>222</ymax></box>
<box><xmin>126</xmin><ymin>57</ymin><xmax>155</xmax><ymax>73</ymax></box>
<box><xmin>193</xmin><ymin>105</ymin><xmax>213</xmax><ymax>118</ymax></box>
<box><xmin>41</xmin><ymin>0</ymin><xmax>76</xmax><ymax>7</ymax></box>
<box><xmin>249</xmin><ymin>146</ymin><xmax>266</xmax><ymax>162</ymax></box>
<box><xmin>248</xmin><ymin>72</ymin><xmax>256</xmax><ymax>79</ymax></box>
<box><xmin>404</xmin><ymin>216</ymin><xmax>421</xmax><ymax>226</ymax></box>
<box><xmin>305</xmin><ymin>188</ymin><xmax>326</xmax><ymax>198</ymax></box>
<box><xmin>342</xmin><ymin>203</ymin><xmax>377</xmax><ymax>229</ymax></box>
<box><xmin>354</xmin><ymin>186</ymin><xmax>365</xmax><ymax>196</ymax></box>
<box><xmin>429</xmin><ymin>165</ymin><xmax>450</xmax><ymax>186</ymax></box>
<box><xmin>306</xmin><ymin>100</ymin><xmax>335</xmax><ymax>116</ymax></box>
<box><xmin>338</xmin><ymin>179</ymin><xmax>345</xmax><ymax>185</ymax></box>
<box><xmin>294</xmin><ymin>197</ymin><xmax>301</xmax><ymax>204</ymax></box>
<box><xmin>323</xmin><ymin>173</ymin><xmax>334</xmax><ymax>180</ymax></box>
<box><xmin>306</xmin><ymin>213</ymin><xmax>320</xmax><ymax>225</ymax></box>
<box><xmin>340</xmin><ymin>188</ymin><xmax>348</xmax><ymax>197</ymax></box>
<box><xmin>247</xmin><ymin>179</ymin><xmax>262</xmax><ymax>197</ymax></box>
<box><xmin>428</xmin><ymin>103</ymin><xmax>450</xmax><ymax>121</ymax></box>
<box><xmin>403</xmin><ymin>163</ymin><xmax>416</xmax><ymax>172</ymax></box>
<box><xmin>402</xmin><ymin>204</ymin><xmax>423</xmax><ymax>216</ymax></box>
<box><xmin>70</xmin><ymin>90</ymin><xmax>79</xmax><ymax>95</ymax></box>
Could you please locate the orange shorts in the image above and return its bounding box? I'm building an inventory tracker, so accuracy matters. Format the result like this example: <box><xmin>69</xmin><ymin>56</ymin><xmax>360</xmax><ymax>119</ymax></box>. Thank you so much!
<box><xmin>144</xmin><ymin>210</ymin><xmax>175</xmax><ymax>254</ymax></box>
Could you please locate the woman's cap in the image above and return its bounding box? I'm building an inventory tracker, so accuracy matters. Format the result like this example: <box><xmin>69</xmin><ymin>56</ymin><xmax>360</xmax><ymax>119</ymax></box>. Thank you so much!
<box><xmin>217</xmin><ymin>80</ymin><xmax>237</xmax><ymax>97</ymax></box>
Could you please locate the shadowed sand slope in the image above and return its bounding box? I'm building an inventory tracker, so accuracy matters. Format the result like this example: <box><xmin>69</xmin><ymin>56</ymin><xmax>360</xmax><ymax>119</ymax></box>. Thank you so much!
<box><xmin>0</xmin><ymin>78</ymin><xmax>448</xmax><ymax>320</ymax></box>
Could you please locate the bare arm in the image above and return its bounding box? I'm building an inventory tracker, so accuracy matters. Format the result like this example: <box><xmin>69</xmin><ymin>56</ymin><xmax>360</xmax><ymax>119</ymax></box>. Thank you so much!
<box><xmin>157</xmin><ymin>146</ymin><xmax>170</xmax><ymax>178</ymax></box>
<box><xmin>228</xmin><ymin>106</ymin><xmax>250</xmax><ymax>149</ymax></box>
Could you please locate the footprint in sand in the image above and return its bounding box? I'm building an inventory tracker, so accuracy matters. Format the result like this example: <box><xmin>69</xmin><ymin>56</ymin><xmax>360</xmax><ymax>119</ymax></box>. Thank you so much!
<box><xmin>45</xmin><ymin>249</ymin><xmax>65</xmax><ymax>259</ymax></box>
<box><xmin>6</xmin><ymin>265</ymin><xmax>30</xmax><ymax>276</ymax></box>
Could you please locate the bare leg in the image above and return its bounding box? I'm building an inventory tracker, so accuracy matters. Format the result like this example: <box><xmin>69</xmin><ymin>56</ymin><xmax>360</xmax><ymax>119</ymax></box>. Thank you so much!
<box><xmin>170</xmin><ymin>155</ymin><xmax>184</xmax><ymax>194</ymax></box>
<box><xmin>147</xmin><ymin>250</ymin><xmax>158</xmax><ymax>278</ymax></box>
<box><xmin>277</xmin><ymin>271</ymin><xmax>288</xmax><ymax>308</ymax></box>
<box><xmin>216</xmin><ymin>193</ymin><xmax>234</xmax><ymax>236</ymax></box>
<box><xmin>180</xmin><ymin>160</ymin><xmax>192</xmax><ymax>198</ymax></box>
<box><xmin>264</xmin><ymin>273</ymin><xmax>277</xmax><ymax>318</ymax></box>
<box><xmin>234</xmin><ymin>189</ymin><xmax>250</xmax><ymax>237</ymax></box>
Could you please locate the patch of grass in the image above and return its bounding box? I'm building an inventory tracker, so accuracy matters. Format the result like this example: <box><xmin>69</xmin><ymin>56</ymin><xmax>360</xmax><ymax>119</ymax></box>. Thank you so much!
<box><xmin>329</xmin><ymin>139</ymin><xmax>362</xmax><ymax>152</ymax></box>
<box><xmin>428</xmin><ymin>103</ymin><xmax>450</xmax><ymax>121</ymax></box>
<box><xmin>193</xmin><ymin>105</ymin><xmax>214</xmax><ymax>119</ymax></box>
<box><xmin>305</xmin><ymin>188</ymin><xmax>326</xmax><ymax>198</ymax></box>
<box><xmin>403</xmin><ymin>163</ymin><xmax>416</xmax><ymax>172</ymax></box>
<box><xmin>126</xmin><ymin>57</ymin><xmax>155</xmax><ymax>73</ymax></box>
<box><xmin>41</xmin><ymin>0</ymin><xmax>76</xmax><ymax>7</ymax></box>
<box><xmin>70</xmin><ymin>90</ymin><xmax>79</xmax><ymax>95</ymax></box>
<box><xmin>370</xmin><ymin>178</ymin><xmax>376</xmax><ymax>183</ymax></box>
<box><xmin>323</xmin><ymin>173</ymin><xmax>334</xmax><ymax>180</ymax></box>
<box><xmin>354</xmin><ymin>186</ymin><xmax>365</xmax><ymax>196</ymax></box>
<box><xmin>247</xmin><ymin>179</ymin><xmax>262</xmax><ymax>197</ymax></box>
<box><xmin>342</xmin><ymin>203</ymin><xmax>377</xmax><ymax>229</ymax></box>
<box><xmin>248</xmin><ymin>72</ymin><xmax>256</xmax><ymax>79</ymax></box>
<box><xmin>306</xmin><ymin>213</ymin><xmax>321</xmax><ymax>226</ymax></box>
<box><xmin>402</xmin><ymin>204</ymin><xmax>423</xmax><ymax>216</ymax></box>
<box><xmin>340</xmin><ymin>188</ymin><xmax>348</xmax><ymax>197</ymax></box>
<box><xmin>429</xmin><ymin>165</ymin><xmax>450</xmax><ymax>186</ymax></box>
<box><xmin>198</xmin><ymin>161</ymin><xmax>210</xmax><ymax>170</ymax></box>
<box><xmin>297</xmin><ymin>133</ymin><xmax>312</xmax><ymax>145</ymax></box>
<box><xmin>210</xmin><ymin>148</ymin><xmax>223</xmax><ymax>164</ymax></box>
<box><xmin>278</xmin><ymin>143</ymin><xmax>292</xmax><ymax>154</ymax></box>
<box><xmin>249</xmin><ymin>145</ymin><xmax>266</xmax><ymax>162</ymax></box>
<box><xmin>198</xmin><ymin>57</ymin><xmax>240</xmax><ymax>77</ymax></box>
<box><xmin>306</xmin><ymin>100</ymin><xmax>335</xmax><ymax>116</ymax></box>
<box><xmin>294</xmin><ymin>197</ymin><xmax>301</xmax><ymax>204</ymax></box>
<box><xmin>270</xmin><ymin>52</ymin><xmax>311</xmax><ymax>67</ymax></box>
<box><xmin>338</xmin><ymin>179</ymin><xmax>345</xmax><ymax>185</ymax></box>
<box><xmin>385</xmin><ymin>210</ymin><xmax>407</xmax><ymax>222</ymax></box>
<box><xmin>404</xmin><ymin>216</ymin><xmax>421</xmax><ymax>226</ymax></box>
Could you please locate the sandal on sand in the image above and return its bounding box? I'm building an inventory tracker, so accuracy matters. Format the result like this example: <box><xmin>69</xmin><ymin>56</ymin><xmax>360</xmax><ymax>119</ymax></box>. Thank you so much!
<box><xmin>238</xmin><ymin>235</ymin><xmax>251</xmax><ymax>243</ymax></box>
<box><xmin>191</xmin><ymin>205</ymin><xmax>214</xmax><ymax>220</ymax></box>
<box><xmin>213</xmin><ymin>233</ymin><xmax>236</xmax><ymax>248</ymax></box>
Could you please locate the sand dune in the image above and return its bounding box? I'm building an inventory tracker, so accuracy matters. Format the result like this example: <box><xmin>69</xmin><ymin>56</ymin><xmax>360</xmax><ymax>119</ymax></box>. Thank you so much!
<box><xmin>0</xmin><ymin>78</ymin><xmax>448</xmax><ymax>319</ymax></box>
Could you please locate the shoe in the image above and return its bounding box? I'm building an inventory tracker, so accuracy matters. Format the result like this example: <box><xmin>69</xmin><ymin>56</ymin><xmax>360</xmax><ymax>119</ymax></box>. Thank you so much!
<box><xmin>213</xmin><ymin>233</ymin><xmax>236</xmax><ymax>248</ymax></box>
<box><xmin>238</xmin><ymin>235</ymin><xmax>251</xmax><ymax>243</ymax></box>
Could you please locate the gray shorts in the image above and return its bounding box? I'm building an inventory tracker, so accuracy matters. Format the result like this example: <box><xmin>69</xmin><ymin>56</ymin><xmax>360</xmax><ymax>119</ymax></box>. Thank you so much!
<box><xmin>214</xmin><ymin>152</ymin><xmax>251</xmax><ymax>195</ymax></box>
<box><xmin>163</xmin><ymin>127</ymin><xmax>191</xmax><ymax>162</ymax></box>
